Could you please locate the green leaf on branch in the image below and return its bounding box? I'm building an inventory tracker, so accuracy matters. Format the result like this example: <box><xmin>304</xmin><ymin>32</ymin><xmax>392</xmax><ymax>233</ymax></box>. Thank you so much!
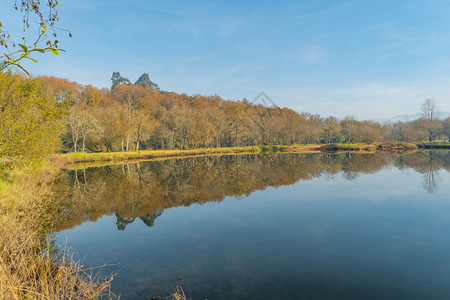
<box><xmin>19</xmin><ymin>44</ymin><xmax>28</xmax><ymax>53</ymax></box>
<box><xmin>25</xmin><ymin>56</ymin><xmax>38</xmax><ymax>63</ymax></box>
<box><xmin>15</xmin><ymin>64</ymin><xmax>31</xmax><ymax>76</ymax></box>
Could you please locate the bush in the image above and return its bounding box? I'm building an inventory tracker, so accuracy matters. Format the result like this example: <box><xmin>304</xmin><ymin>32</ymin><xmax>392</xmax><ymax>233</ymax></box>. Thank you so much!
<box><xmin>0</xmin><ymin>73</ymin><xmax>64</xmax><ymax>168</ymax></box>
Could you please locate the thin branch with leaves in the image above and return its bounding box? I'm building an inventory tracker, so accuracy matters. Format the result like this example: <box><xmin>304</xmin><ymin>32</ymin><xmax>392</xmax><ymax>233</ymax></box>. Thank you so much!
<box><xmin>0</xmin><ymin>0</ymin><xmax>71</xmax><ymax>74</ymax></box>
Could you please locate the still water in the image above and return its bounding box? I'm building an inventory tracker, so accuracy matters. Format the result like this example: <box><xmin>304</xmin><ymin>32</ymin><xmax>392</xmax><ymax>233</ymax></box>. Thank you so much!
<box><xmin>54</xmin><ymin>151</ymin><xmax>450</xmax><ymax>299</ymax></box>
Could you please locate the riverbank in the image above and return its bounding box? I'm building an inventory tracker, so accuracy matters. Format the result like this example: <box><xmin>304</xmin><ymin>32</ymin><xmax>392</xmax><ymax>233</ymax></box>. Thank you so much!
<box><xmin>53</xmin><ymin>146</ymin><xmax>262</xmax><ymax>167</ymax></box>
<box><xmin>417</xmin><ymin>142</ymin><xmax>450</xmax><ymax>149</ymax></box>
<box><xmin>0</xmin><ymin>168</ymin><xmax>114</xmax><ymax>299</ymax></box>
<box><xmin>54</xmin><ymin>142</ymin><xmax>424</xmax><ymax>168</ymax></box>
<box><xmin>320</xmin><ymin>142</ymin><xmax>418</xmax><ymax>152</ymax></box>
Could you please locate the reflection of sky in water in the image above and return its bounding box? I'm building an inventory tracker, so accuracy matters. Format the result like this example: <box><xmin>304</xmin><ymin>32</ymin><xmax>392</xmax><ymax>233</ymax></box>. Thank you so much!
<box><xmin>56</xmin><ymin>153</ymin><xmax>450</xmax><ymax>299</ymax></box>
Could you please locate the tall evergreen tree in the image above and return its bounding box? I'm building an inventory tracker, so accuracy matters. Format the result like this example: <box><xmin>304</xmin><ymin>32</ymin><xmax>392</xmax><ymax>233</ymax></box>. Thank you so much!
<box><xmin>135</xmin><ymin>73</ymin><xmax>160</xmax><ymax>90</ymax></box>
<box><xmin>111</xmin><ymin>72</ymin><xmax>131</xmax><ymax>89</ymax></box>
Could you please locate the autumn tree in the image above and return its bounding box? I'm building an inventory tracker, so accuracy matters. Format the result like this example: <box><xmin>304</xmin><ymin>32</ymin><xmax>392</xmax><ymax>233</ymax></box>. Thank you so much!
<box><xmin>320</xmin><ymin>117</ymin><xmax>341</xmax><ymax>143</ymax></box>
<box><xmin>38</xmin><ymin>73</ymin><xmax>450</xmax><ymax>154</ymax></box>
<box><xmin>224</xmin><ymin>102</ymin><xmax>251</xmax><ymax>147</ymax></box>
<box><xmin>37</xmin><ymin>76</ymin><xmax>82</xmax><ymax>104</ymax></box>
<box><xmin>82</xmin><ymin>85</ymin><xmax>103</xmax><ymax>106</ymax></box>
<box><xmin>68</xmin><ymin>104</ymin><xmax>101</xmax><ymax>152</ymax></box>
<box><xmin>0</xmin><ymin>73</ymin><xmax>63</xmax><ymax>165</ymax></box>
<box><xmin>91</xmin><ymin>103</ymin><xmax>123</xmax><ymax>151</ymax></box>
<box><xmin>340</xmin><ymin>117</ymin><xmax>359</xmax><ymax>143</ymax></box>
<box><xmin>441</xmin><ymin>118</ymin><xmax>450</xmax><ymax>142</ymax></box>
<box><xmin>132</xmin><ymin>111</ymin><xmax>156</xmax><ymax>150</ymax></box>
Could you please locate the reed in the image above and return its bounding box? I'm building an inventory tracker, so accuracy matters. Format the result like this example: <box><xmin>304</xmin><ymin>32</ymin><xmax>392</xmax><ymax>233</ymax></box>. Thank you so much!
<box><xmin>0</xmin><ymin>168</ymin><xmax>114</xmax><ymax>299</ymax></box>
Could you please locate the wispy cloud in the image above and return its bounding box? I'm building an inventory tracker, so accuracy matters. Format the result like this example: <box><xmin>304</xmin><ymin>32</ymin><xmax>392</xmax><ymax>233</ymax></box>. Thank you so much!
<box><xmin>301</xmin><ymin>45</ymin><xmax>328</xmax><ymax>65</ymax></box>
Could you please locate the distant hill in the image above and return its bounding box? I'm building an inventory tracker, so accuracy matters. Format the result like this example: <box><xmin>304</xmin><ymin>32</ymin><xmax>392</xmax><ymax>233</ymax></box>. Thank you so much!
<box><xmin>374</xmin><ymin>112</ymin><xmax>450</xmax><ymax>123</ymax></box>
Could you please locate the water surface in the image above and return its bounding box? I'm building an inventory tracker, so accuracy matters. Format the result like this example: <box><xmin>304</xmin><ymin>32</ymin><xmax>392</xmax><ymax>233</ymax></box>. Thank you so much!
<box><xmin>54</xmin><ymin>151</ymin><xmax>450</xmax><ymax>299</ymax></box>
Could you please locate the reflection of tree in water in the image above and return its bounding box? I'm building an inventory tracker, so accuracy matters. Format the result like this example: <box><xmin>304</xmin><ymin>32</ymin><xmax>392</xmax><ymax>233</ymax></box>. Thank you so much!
<box><xmin>115</xmin><ymin>210</ymin><xmax>164</xmax><ymax>230</ymax></box>
<box><xmin>395</xmin><ymin>150</ymin><xmax>448</xmax><ymax>194</ymax></box>
<box><xmin>339</xmin><ymin>152</ymin><xmax>390</xmax><ymax>181</ymax></box>
<box><xmin>342</xmin><ymin>171</ymin><xmax>359</xmax><ymax>181</ymax></box>
<box><xmin>116</xmin><ymin>214</ymin><xmax>136</xmax><ymax>231</ymax></box>
<box><xmin>420</xmin><ymin>151</ymin><xmax>443</xmax><ymax>194</ymax></box>
<box><xmin>140</xmin><ymin>210</ymin><xmax>163</xmax><ymax>227</ymax></box>
<box><xmin>53</xmin><ymin>150</ymin><xmax>450</xmax><ymax>231</ymax></box>
<box><xmin>422</xmin><ymin>170</ymin><xmax>442</xmax><ymax>194</ymax></box>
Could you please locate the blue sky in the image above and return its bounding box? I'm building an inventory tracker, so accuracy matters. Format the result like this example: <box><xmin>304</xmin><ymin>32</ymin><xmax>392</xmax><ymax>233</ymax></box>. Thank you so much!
<box><xmin>2</xmin><ymin>0</ymin><xmax>450</xmax><ymax>119</ymax></box>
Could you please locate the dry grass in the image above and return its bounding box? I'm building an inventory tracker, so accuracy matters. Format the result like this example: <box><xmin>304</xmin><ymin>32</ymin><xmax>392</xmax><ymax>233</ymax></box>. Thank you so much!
<box><xmin>151</xmin><ymin>282</ymin><xmax>188</xmax><ymax>300</ymax></box>
<box><xmin>376</xmin><ymin>141</ymin><xmax>418</xmax><ymax>152</ymax></box>
<box><xmin>320</xmin><ymin>143</ymin><xmax>377</xmax><ymax>152</ymax></box>
<box><xmin>52</xmin><ymin>143</ymin><xmax>421</xmax><ymax>169</ymax></box>
<box><xmin>170</xmin><ymin>284</ymin><xmax>187</xmax><ymax>300</ymax></box>
<box><xmin>320</xmin><ymin>142</ymin><xmax>418</xmax><ymax>153</ymax></box>
<box><xmin>0</xmin><ymin>167</ymin><xmax>114</xmax><ymax>299</ymax></box>
<box><xmin>53</xmin><ymin>146</ymin><xmax>261</xmax><ymax>167</ymax></box>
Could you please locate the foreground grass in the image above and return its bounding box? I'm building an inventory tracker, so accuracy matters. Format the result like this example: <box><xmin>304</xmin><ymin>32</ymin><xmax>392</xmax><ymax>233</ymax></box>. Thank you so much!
<box><xmin>0</xmin><ymin>167</ymin><xmax>114</xmax><ymax>299</ymax></box>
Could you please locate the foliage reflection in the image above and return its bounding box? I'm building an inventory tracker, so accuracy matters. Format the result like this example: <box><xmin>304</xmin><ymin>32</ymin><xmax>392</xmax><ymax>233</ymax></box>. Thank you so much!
<box><xmin>53</xmin><ymin>151</ymin><xmax>450</xmax><ymax>231</ymax></box>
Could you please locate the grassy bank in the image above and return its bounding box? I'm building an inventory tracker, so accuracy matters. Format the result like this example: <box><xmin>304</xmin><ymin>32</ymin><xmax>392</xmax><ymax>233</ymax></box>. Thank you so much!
<box><xmin>320</xmin><ymin>143</ymin><xmax>377</xmax><ymax>152</ymax></box>
<box><xmin>54</xmin><ymin>143</ymin><xmax>424</xmax><ymax>168</ymax></box>
<box><xmin>0</xmin><ymin>168</ymin><xmax>114</xmax><ymax>299</ymax></box>
<box><xmin>417</xmin><ymin>142</ymin><xmax>450</xmax><ymax>149</ymax></box>
<box><xmin>376</xmin><ymin>142</ymin><xmax>418</xmax><ymax>152</ymax></box>
<box><xmin>320</xmin><ymin>142</ymin><xmax>418</xmax><ymax>153</ymax></box>
<box><xmin>53</xmin><ymin>146</ymin><xmax>261</xmax><ymax>167</ymax></box>
<box><xmin>260</xmin><ymin>144</ymin><xmax>321</xmax><ymax>153</ymax></box>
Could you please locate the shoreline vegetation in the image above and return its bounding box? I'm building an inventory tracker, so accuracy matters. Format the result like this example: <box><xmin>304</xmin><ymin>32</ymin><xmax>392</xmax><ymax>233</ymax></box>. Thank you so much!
<box><xmin>0</xmin><ymin>168</ymin><xmax>114</xmax><ymax>299</ymax></box>
<box><xmin>53</xmin><ymin>141</ymin><xmax>426</xmax><ymax>168</ymax></box>
<box><xmin>417</xmin><ymin>142</ymin><xmax>450</xmax><ymax>149</ymax></box>
<box><xmin>1</xmin><ymin>168</ymin><xmax>188</xmax><ymax>299</ymax></box>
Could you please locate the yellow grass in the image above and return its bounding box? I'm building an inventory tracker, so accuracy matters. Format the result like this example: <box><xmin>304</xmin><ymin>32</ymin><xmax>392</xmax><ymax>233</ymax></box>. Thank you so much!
<box><xmin>52</xmin><ymin>143</ymin><xmax>421</xmax><ymax>169</ymax></box>
<box><xmin>53</xmin><ymin>146</ymin><xmax>261</xmax><ymax>167</ymax></box>
<box><xmin>0</xmin><ymin>168</ymin><xmax>114</xmax><ymax>299</ymax></box>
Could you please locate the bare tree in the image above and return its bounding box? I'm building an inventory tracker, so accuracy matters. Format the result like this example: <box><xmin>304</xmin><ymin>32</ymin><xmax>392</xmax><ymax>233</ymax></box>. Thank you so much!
<box><xmin>68</xmin><ymin>105</ymin><xmax>101</xmax><ymax>152</ymax></box>
<box><xmin>68</xmin><ymin>107</ymin><xmax>82</xmax><ymax>152</ymax></box>
<box><xmin>420</xmin><ymin>98</ymin><xmax>441</xmax><ymax>142</ymax></box>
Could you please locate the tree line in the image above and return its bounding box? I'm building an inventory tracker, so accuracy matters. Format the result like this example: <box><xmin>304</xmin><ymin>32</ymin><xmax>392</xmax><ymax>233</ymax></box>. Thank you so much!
<box><xmin>44</xmin><ymin>72</ymin><xmax>449</xmax><ymax>152</ymax></box>
<box><xmin>2</xmin><ymin>71</ymin><xmax>450</xmax><ymax>164</ymax></box>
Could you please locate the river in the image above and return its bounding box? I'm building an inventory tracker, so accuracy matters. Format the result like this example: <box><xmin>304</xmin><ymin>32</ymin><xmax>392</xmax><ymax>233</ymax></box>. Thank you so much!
<box><xmin>53</xmin><ymin>151</ymin><xmax>450</xmax><ymax>299</ymax></box>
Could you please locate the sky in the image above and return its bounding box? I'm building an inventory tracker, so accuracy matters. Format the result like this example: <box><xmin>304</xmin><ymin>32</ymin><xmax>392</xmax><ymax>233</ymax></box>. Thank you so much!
<box><xmin>1</xmin><ymin>0</ymin><xmax>450</xmax><ymax>120</ymax></box>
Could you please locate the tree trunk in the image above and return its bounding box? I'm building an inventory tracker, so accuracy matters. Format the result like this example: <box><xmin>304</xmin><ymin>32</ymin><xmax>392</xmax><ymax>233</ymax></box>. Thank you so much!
<box><xmin>235</xmin><ymin>122</ymin><xmax>239</xmax><ymax>146</ymax></box>
<box><xmin>135</xmin><ymin>139</ymin><xmax>140</xmax><ymax>151</ymax></box>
